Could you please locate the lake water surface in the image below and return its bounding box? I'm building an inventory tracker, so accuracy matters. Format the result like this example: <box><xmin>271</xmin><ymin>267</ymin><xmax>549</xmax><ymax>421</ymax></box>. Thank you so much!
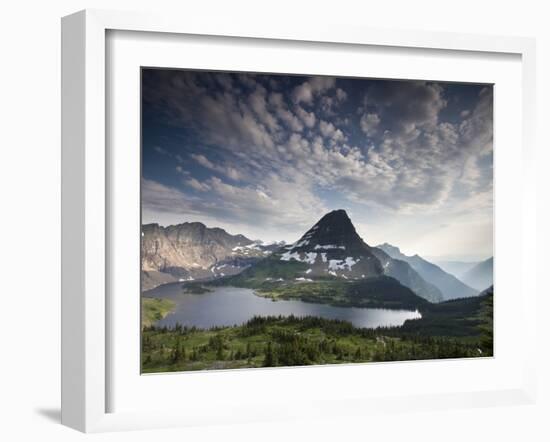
<box><xmin>145</xmin><ymin>284</ymin><xmax>421</xmax><ymax>329</ymax></box>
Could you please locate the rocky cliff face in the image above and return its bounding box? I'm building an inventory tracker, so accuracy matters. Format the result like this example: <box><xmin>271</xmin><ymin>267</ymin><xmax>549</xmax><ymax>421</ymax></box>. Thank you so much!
<box><xmin>141</xmin><ymin>222</ymin><xmax>277</xmax><ymax>290</ymax></box>
<box><xmin>142</xmin><ymin>222</ymin><xmax>253</xmax><ymax>272</ymax></box>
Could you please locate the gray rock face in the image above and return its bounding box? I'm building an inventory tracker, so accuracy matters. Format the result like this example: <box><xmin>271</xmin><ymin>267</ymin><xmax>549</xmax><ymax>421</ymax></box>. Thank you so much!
<box><xmin>141</xmin><ymin>222</ymin><xmax>278</xmax><ymax>290</ymax></box>
<box><xmin>377</xmin><ymin>243</ymin><xmax>478</xmax><ymax>300</ymax></box>
<box><xmin>141</xmin><ymin>222</ymin><xmax>254</xmax><ymax>273</ymax></box>
<box><xmin>141</xmin><ymin>270</ymin><xmax>178</xmax><ymax>292</ymax></box>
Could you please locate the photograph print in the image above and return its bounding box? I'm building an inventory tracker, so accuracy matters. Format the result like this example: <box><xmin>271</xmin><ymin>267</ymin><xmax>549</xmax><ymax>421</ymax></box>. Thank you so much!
<box><xmin>140</xmin><ymin>68</ymin><xmax>494</xmax><ymax>373</ymax></box>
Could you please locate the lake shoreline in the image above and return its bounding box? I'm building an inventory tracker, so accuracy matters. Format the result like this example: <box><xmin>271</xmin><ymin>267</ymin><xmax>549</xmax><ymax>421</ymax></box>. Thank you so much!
<box><xmin>143</xmin><ymin>284</ymin><xmax>421</xmax><ymax>330</ymax></box>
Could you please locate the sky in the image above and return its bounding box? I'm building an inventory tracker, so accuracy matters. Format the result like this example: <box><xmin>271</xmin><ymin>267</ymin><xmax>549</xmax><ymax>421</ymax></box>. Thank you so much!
<box><xmin>141</xmin><ymin>69</ymin><xmax>493</xmax><ymax>261</ymax></box>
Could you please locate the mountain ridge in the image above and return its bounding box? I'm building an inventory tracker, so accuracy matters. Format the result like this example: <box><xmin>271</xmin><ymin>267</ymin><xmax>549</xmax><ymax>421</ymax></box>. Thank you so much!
<box><xmin>434</xmin><ymin>260</ymin><xmax>479</xmax><ymax>279</ymax></box>
<box><xmin>226</xmin><ymin>209</ymin><xmax>444</xmax><ymax>303</ymax></box>
<box><xmin>141</xmin><ymin>211</ymin><xmax>475</xmax><ymax>304</ymax></box>
<box><xmin>141</xmin><ymin>222</ymin><xmax>273</xmax><ymax>290</ymax></box>
<box><xmin>461</xmin><ymin>257</ymin><xmax>494</xmax><ymax>290</ymax></box>
<box><xmin>377</xmin><ymin>243</ymin><xmax>478</xmax><ymax>300</ymax></box>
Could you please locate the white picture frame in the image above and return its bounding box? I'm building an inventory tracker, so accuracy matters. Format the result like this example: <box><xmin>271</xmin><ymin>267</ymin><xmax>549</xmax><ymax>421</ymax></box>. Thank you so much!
<box><xmin>61</xmin><ymin>9</ymin><xmax>537</xmax><ymax>433</ymax></box>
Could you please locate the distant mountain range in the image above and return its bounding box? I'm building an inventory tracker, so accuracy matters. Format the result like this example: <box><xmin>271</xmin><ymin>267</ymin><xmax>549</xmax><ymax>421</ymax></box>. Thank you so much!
<box><xmin>370</xmin><ymin>248</ymin><xmax>443</xmax><ymax>303</ymax></box>
<box><xmin>376</xmin><ymin>244</ymin><xmax>478</xmax><ymax>300</ymax></box>
<box><xmin>434</xmin><ymin>260</ymin><xmax>478</xmax><ymax>279</ymax></box>
<box><xmin>141</xmin><ymin>210</ymin><xmax>491</xmax><ymax>302</ymax></box>
<box><xmin>461</xmin><ymin>257</ymin><xmax>493</xmax><ymax>291</ymax></box>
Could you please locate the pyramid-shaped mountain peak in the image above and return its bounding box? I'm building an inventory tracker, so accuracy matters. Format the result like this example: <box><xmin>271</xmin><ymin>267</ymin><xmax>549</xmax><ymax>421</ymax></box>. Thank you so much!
<box><xmin>295</xmin><ymin>209</ymin><xmax>365</xmax><ymax>250</ymax></box>
<box><xmin>318</xmin><ymin>209</ymin><xmax>353</xmax><ymax>224</ymax></box>
<box><xmin>273</xmin><ymin>210</ymin><xmax>383</xmax><ymax>279</ymax></box>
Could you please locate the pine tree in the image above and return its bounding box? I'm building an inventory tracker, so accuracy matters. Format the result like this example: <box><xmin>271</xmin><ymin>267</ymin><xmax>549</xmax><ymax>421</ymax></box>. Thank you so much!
<box><xmin>264</xmin><ymin>342</ymin><xmax>274</xmax><ymax>367</ymax></box>
<box><xmin>479</xmin><ymin>295</ymin><xmax>494</xmax><ymax>356</ymax></box>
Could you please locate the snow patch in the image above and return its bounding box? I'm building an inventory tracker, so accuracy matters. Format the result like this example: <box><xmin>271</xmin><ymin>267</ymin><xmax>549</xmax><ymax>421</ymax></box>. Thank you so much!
<box><xmin>280</xmin><ymin>250</ymin><xmax>301</xmax><ymax>261</ymax></box>
<box><xmin>295</xmin><ymin>277</ymin><xmax>313</xmax><ymax>282</ymax></box>
<box><xmin>280</xmin><ymin>251</ymin><xmax>318</xmax><ymax>264</ymax></box>
<box><xmin>305</xmin><ymin>269</ymin><xmax>312</xmax><ymax>274</ymax></box>
<box><xmin>328</xmin><ymin>257</ymin><xmax>358</xmax><ymax>271</ymax></box>
<box><xmin>232</xmin><ymin>243</ymin><xmax>268</xmax><ymax>255</ymax></box>
<box><xmin>304</xmin><ymin>252</ymin><xmax>317</xmax><ymax>264</ymax></box>
<box><xmin>314</xmin><ymin>244</ymin><xmax>346</xmax><ymax>250</ymax></box>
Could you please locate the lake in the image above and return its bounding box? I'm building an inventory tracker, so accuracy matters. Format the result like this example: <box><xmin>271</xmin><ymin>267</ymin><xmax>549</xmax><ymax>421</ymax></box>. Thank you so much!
<box><xmin>144</xmin><ymin>284</ymin><xmax>421</xmax><ymax>329</ymax></box>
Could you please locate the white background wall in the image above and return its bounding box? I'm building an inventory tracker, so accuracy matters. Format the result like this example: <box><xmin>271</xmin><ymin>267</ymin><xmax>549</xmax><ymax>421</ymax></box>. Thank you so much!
<box><xmin>0</xmin><ymin>1</ymin><xmax>548</xmax><ymax>441</ymax></box>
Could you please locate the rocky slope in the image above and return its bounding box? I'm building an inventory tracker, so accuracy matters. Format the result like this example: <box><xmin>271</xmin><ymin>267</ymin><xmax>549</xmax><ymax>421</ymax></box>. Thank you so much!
<box><xmin>370</xmin><ymin>248</ymin><xmax>443</xmax><ymax>303</ymax></box>
<box><xmin>141</xmin><ymin>222</ymin><xmax>276</xmax><ymax>290</ymax></box>
<box><xmin>377</xmin><ymin>243</ymin><xmax>477</xmax><ymax>300</ymax></box>
<box><xmin>240</xmin><ymin>210</ymin><xmax>443</xmax><ymax>303</ymax></box>
<box><xmin>268</xmin><ymin>210</ymin><xmax>383</xmax><ymax>279</ymax></box>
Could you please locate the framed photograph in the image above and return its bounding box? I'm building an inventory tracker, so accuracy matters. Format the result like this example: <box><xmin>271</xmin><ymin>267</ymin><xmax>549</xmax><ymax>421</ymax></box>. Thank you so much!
<box><xmin>140</xmin><ymin>67</ymin><xmax>494</xmax><ymax>373</ymax></box>
<box><xmin>61</xmin><ymin>9</ymin><xmax>537</xmax><ymax>432</ymax></box>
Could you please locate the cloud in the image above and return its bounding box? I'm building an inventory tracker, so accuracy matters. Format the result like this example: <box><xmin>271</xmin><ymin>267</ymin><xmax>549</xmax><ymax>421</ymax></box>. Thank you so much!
<box><xmin>291</xmin><ymin>76</ymin><xmax>336</xmax><ymax>105</ymax></box>
<box><xmin>364</xmin><ymin>81</ymin><xmax>447</xmax><ymax>136</ymax></box>
<box><xmin>191</xmin><ymin>153</ymin><xmax>242</xmax><ymax>181</ymax></box>
<box><xmin>248</xmin><ymin>86</ymin><xmax>279</xmax><ymax>132</ymax></box>
<box><xmin>175</xmin><ymin>165</ymin><xmax>190</xmax><ymax>176</ymax></box>
<box><xmin>143</xmin><ymin>70</ymin><xmax>493</xmax><ymax>245</ymax></box>
<box><xmin>360</xmin><ymin>113</ymin><xmax>380</xmax><ymax>136</ymax></box>
<box><xmin>323</xmin><ymin>81</ymin><xmax>493</xmax><ymax>212</ymax></box>
<box><xmin>153</xmin><ymin>146</ymin><xmax>169</xmax><ymax>155</ymax></box>
<box><xmin>269</xmin><ymin>92</ymin><xmax>314</xmax><ymax>133</ymax></box>
<box><xmin>142</xmin><ymin>178</ymin><xmax>193</xmax><ymax>215</ymax></box>
<box><xmin>185</xmin><ymin>177</ymin><xmax>211</xmax><ymax>192</ymax></box>
<box><xmin>142</xmin><ymin>175</ymin><xmax>327</xmax><ymax>238</ymax></box>
<box><xmin>336</xmin><ymin>88</ymin><xmax>347</xmax><ymax>102</ymax></box>
<box><xmin>295</xmin><ymin>106</ymin><xmax>316</xmax><ymax>128</ymax></box>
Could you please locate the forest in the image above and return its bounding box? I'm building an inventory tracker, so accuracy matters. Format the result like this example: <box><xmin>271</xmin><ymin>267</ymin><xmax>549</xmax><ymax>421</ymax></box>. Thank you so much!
<box><xmin>141</xmin><ymin>293</ymin><xmax>492</xmax><ymax>373</ymax></box>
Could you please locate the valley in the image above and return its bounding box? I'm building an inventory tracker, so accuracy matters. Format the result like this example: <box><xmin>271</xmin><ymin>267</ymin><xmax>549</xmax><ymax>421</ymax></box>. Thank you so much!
<box><xmin>142</xmin><ymin>291</ymin><xmax>492</xmax><ymax>373</ymax></box>
<box><xmin>141</xmin><ymin>209</ymin><xmax>494</xmax><ymax>372</ymax></box>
